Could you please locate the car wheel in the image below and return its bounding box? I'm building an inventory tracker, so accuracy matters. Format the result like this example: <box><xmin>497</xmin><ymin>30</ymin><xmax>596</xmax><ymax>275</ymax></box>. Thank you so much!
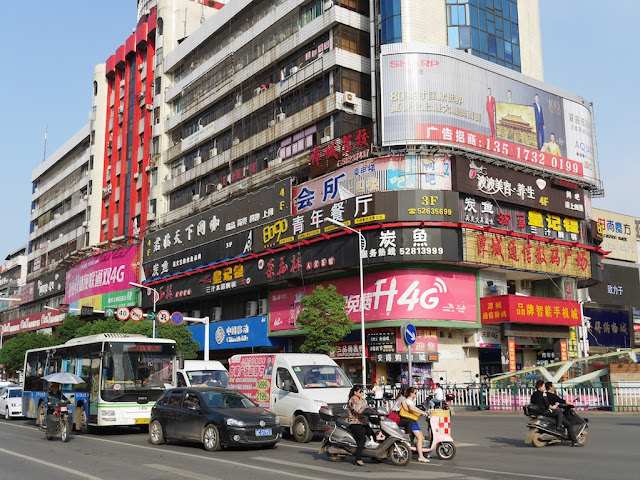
<box><xmin>203</xmin><ymin>424</ymin><xmax>221</xmax><ymax>451</ymax></box>
<box><xmin>149</xmin><ymin>420</ymin><xmax>165</xmax><ymax>445</ymax></box>
<box><xmin>292</xmin><ymin>415</ymin><xmax>313</xmax><ymax>443</ymax></box>
<box><xmin>5</xmin><ymin>408</ymin><xmax>9</xmax><ymax>421</ymax></box>
<box><xmin>37</xmin><ymin>402</ymin><xmax>45</xmax><ymax>426</ymax></box>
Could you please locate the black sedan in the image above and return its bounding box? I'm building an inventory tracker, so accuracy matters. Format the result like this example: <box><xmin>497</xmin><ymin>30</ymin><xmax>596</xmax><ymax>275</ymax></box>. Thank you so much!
<box><xmin>149</xmin><ymin>387</ymin><xmax>281</xmax><ymax>451</ymax></box>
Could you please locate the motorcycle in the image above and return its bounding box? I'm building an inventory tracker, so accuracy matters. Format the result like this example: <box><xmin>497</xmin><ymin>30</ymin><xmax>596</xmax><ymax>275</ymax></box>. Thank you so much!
<box><xmin>424</xmin><ymin>391</ymin><xmax>456</xmax><ymax>411</ymax></box>
<box><xmin>41</xmin><ymin>399</ymin><xmax>72</xmax><ymax>442</ymax></box>
<box><xmin>318</xmin><ymin>405</ymin><xmax>413</xmax><ymax>466</ymax></box>
<box><xmin>414</xmin><ymin>402</ymin><xmax>456</xmax><ymax>459</ymax></box>
<box><xmin>523</xmin><ymin>403</ymin><xmax>588</xmax><ymax>448</ymax></box>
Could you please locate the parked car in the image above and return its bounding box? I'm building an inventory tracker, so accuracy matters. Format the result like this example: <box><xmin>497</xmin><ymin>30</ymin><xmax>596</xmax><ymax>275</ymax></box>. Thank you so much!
<box><xmin>149</xmin><ymin>387</ymin><xmax>281</xmax><ymax>451</ymax></box>
<box><xmin>0</xmin><ymin>386</ymin><xmax>23</xmax><ymax>420</ymax></box>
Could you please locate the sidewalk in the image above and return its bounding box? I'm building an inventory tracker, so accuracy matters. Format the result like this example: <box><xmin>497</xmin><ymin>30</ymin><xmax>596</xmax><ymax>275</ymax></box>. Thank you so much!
<box><xmin>451</xmin><ymin>407</ymin><xmax>640</xmax><ymax>416</ymax></box>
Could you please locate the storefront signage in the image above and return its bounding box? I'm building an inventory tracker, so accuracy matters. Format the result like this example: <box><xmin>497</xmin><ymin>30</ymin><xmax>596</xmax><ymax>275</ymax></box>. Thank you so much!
<box><xmin>188</xmin><ymin>316</ymin><xmax>282</xmax><ymax>350</ymax></box>
<box><xmin>366</xmin><ymin>330</ymin><xmax>396</xmax><ymax>353</ymax></box>
<box><xmin>309</xmin><ymin>125</ymin><xmax>374</xmax><ymax>177</ymax></box>
<box><xmin>0</xmin><ymin>310</ymin><xmax>66</xmax><ymax>338</ymax></box>
<box><xmin>464</xmin><ymin>230</ymin><xmax>592</xmax><ymax>278</ymax></box>
<box><xmin>461</xmin><ymin>195</ymin><xmax>585</xmax><ymax>242</ymax></box>
<box><xmin>328</xmin><ymin>342</ymin><xmax>365</xmax><ymax>359</ymax></box>
<box><xmin>583</xmin><ymin>307</ymin><xmax>632</xmax><ymax>348</ymax></box>
<box><xmin>592</xmin><ymin>209</ymin><xmax>638</xmax><ymax>262</ymax></box>
<box><xmin>396</xmin><ymin>327</ymin><xmax>438</xmax><ymax>353</ymax></box>
<box><xmin>34</xmin><ymin>269</ymin><xmax>66</xmax><ymax>300</ymax></box>
<box><xmin>380</xmin><ymin>45</ymin><xmax>597</xmax><ymax>185</ymax></box>
<box><xmin>270</xmin><ymin>269</ymin><xmax>477</xmax><ymax>332</ymax></box>
<box><xmin>586</xmin><ymin>263</ymin><xmax>640</xmax><ymax>309</ymax></box>
<box><xmin>363</xmin><ymin>228</ymin><xmax>461</xmax><ymax>263</ymax></box>
<box><xmin>257</xmin><ymin>190</ymin><xmax>459</xmax><ymax>251</ymax></box>
<box><xmin>294</xmin><ymin>154</ymin><xmax>451</xmax><ymax>214</ymax></box>
<box><xmin>508</xmin><ymin>338</ymin><xmax>517</xmax><ymax>372</ymax></box>
<box><xmin>143</xmin><ymin>179</ymin><xmax>291</xmax><ymax>264</ymax></box>
<box><xmin>374</xmin><ymin>352</ymin><xmax>439</xmax><ymax>363</ymax></box>
<box><xmin>453</xmin><ymin>157</ymin><xmax>586</xmax><ymax>218</ymax></box>
<box><xmin>481</xmin><ymin>294</ymin><xmax>581</xmax><ymax>326</ymax></box>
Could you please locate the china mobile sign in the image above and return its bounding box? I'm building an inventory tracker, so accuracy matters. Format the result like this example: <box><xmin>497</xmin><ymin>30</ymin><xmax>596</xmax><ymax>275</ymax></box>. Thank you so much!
<box><xmin>0</xmin><ymin>310</ymin><xmax>66</xmax><ymax>337</ymax></box>
<box><xmin>269</xmin><ymin>269</ymin><xmax>477</xmax><ymax>332</ymax></box>
<box><xmin>380</xmin><ymin>44</ymin><xmax>597</xmax><ymax>185</ymax></box>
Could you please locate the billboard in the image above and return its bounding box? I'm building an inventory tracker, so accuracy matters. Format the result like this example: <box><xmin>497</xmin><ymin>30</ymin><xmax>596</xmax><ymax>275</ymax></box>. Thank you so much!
<box><xmin>592</xmin><ymin>209</ymin><xmax>638</xmax><ymax>262</ymax></box>
<box><xmin>480</xmin><ymin>295</ymin><xmax>581</xmax><ymax>326</ymax></box>
<box><xmin>586</xmin><ymin>262</ymin><xmax>640</xmax><ymax>308</ymax></box>
<box><xmin>453</xmin><ymin>157</ymin><xmax>586</xmax><ymax>218</ymax></box>
<box><xmin>269</xmin><ymin>269</ymin><xmax>478</xmax><ymax>332</ymax></box>
<box><xmin>380</xmin><ymin>44</ymin><xmax>597</xmax><ymax>185</ymax></box>
<box><xmin>584</xmin><ymin>307</ymin><xmax>632</xmax><ymax>349</ymax></box>
<box><xmin>293</xmin><ymin>154</ymin><xmax>451</xmax><ymax>214</ymax></box>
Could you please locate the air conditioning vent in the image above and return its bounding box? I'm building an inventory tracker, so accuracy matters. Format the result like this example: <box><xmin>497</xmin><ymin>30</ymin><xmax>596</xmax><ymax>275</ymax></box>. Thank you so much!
<box><xmin>213</xmin><ymin>306</ymin><xmax>222</xmax><ymax>321</ymax></box>
<box><xmin>277</xmin><ymin>112</ymin><xmax>286</xmax><ymax>122</ymax></box>
<box><xmin>192</xmin><ymin>193</ymin><xmax>200</xmax><ymax>201</ymax></box>
<box><xmin>138</xmin><ymin>64</ymin><xmax>144</xmax><ymax>71</ymax></box>
<box><xmin>138</xmin><ymin>91</ymin><xmax>145</xmax><ymax>98</ymax></box>
<box><xmin>147</xmin><ymin>212</ymin><xmax>155</xmax><ymax>221</ymax></box>
<box><xmin>268</xmin><ymin>119</ymin><xmax>276</xmax><ymax>128</ymax></box>
<box><xmin>245</xmin><ymin>301</ymin><xmax>258</xmax><ymax>317</ymax></box>
<box><xmin>194</xmin><ymin>156</ymin><xmax>202</xmax><ymax>166</ymax></box>
<box><xmin>344</xmin><ymin>91</ymin><xmax>356</xmax><ymax>105</ymax></box>
<box><xmin>290</xmin><ymin>66</ymin><xmax>298</xmax><ymax>75</ymax></box>
<box><xmin>145</xmin><ymin>165</ymin><xmax>151</xmax><ymax>173</ymax></box>
<box><xmin>101</xmin><ymin>219</ymin><xmax>108</xmax><ymax>226</ymax></box>
<box><xmin>146</xmin><ymin>104</ymin><xmax>154</xmax><ymax>111</ymax></box>
<box><xmin>209</xmin><ymin>147</ymin><xmax>218</xmax><ymax>157</ymax></box>
<box><xmin>179</xmin><ymin>165</ymin><xmax>186</xmax><ymax>174</ymax></box>
<box><xmin>521</xmin><ymin>280</ymin><xmax>533</xmax><ymax>290</ymax></box>
<box><xmin>118</xmin><ymin>106</ymin><xmax>124</xmax><ymax>114</ymax></box>
<box><xmin>258</xmin><ymin>299</ymin><xmax>268</xmax><ymax>316</ymax></box>
<box><xmin>233</xmin><ymin>137</ymin><xmax>240</xmax><ymax>145</ymax></box>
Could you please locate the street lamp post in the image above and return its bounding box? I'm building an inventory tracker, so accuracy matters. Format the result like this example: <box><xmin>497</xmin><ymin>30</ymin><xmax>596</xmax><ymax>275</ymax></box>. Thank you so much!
<box><xmin>324</xmin><ymin>217</ymin><xmax>367</xmax><ymax>388</ymax></box>
<box><xmin>129</xmin><ymin>282</ymin><xmax>159</xmax><ymax>338</ymax></box>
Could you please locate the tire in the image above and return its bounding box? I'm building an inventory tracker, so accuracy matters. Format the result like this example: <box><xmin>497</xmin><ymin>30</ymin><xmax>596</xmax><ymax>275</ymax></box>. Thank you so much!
<box><xmin>531</xmin><ymin>431</ymin><xmax>546</xmax><ymax>448</ymax></box>
<box><xmin>46</xmin><ymin>434</ymin><xmax>53</xmax><ymax>441</ymax></box>
<box><xmin>203</xmin><ymin>424</ymin><xmax>221</xmax><ymax>451</ymax></box>
<box><xmin>36</xmin><ymin>402</ymin><xmax>45</xmax><ymax>426</ymax></box>
<box><xmin>436</xmin><ymin>441</ymin><xmax>456</xmax><ymax>460</ymax></box>
<box><xmin>387</xmin><ymin>441</ymin><xmax>411</xmax><ymax>466</ymax></box>
<box><xmin>5</xmin><ymin>408</ymin><xmax>9</xmax><ymax>421</ymax></box>
<box><xmin>292</xmin><ymin>415</ymin><xmax>313</xmax><ymax>443</ymax></box>
<box><xmin>327</xmin><ymin>454</ymin><xmax>346</xmax><ymax>462</ymax></box>
<box><xmin>61</xmin><ymin>417</ymin><xmax>69</xmax><ymax>442</ymax></box>
<box><xmin>149</xmin><ymin>420</ymin><xmax>165</xmax><ymax>445</ymax></box>
<box><xmin>577</xmin><ymin>430</ymin><xmax>588</xmax><ymax>446</ymax></box>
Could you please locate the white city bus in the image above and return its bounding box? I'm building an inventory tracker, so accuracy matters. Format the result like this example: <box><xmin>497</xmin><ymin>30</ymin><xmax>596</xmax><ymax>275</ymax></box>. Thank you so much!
<box><xmin>23</xmin><ymin>333</ymin><xmax>177</xmax><ymax>431</ymax></box>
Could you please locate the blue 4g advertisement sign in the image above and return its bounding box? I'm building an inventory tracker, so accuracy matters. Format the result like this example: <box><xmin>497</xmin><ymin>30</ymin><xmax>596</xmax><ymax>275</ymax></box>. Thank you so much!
<box><xmin>188</xmin><ymin>316</ymin><xmax>287</xmax><ymax>350</ymax></box>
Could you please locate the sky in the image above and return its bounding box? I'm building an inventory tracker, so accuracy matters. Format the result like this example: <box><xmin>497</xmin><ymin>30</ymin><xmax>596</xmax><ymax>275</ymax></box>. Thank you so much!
<box><xmin>0</xmin><ymin>0</ymin><xmax>638</xmax><ymax>259</ymax></box>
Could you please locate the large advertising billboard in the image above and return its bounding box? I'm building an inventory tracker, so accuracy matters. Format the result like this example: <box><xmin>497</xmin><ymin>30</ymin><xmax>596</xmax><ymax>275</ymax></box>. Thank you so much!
<box><xmin>380</xmin><ymin>44</ymin><xmax>597</xmax><ymax>185</ymax></box>
<box><xmin>592</xmin><ymin>208</ymin><xmax>638</xmax><ymax>262</ymax></box>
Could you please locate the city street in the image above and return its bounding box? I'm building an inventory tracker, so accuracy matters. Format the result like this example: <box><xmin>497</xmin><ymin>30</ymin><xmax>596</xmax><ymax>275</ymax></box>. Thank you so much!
<box><xmin>0</xmin><ymin>413</ymin><xmax>636</xmax><ymax>480</ymax></box>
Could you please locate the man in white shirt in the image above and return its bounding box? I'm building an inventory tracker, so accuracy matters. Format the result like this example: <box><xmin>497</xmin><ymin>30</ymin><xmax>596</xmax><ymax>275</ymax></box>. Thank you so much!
<box><xmin>428</xmin><ymin>383</ymin><xmax>445</xmax><ymax>410</ymax></box>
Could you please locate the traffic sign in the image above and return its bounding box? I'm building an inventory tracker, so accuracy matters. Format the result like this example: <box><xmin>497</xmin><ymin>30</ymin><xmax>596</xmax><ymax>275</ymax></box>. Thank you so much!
<box><xmin>116</xmin><ymin>307</ymin><xmax>130</xmax><ymax>321</ymax></box>
<box><xmin>104</xmin><ymin>307</ymin><xmax>115</xmax><ymax>318</ymax></box>
<box><xmin>147</xmin><ymin>311</ymin><xmax>157</xmax><ymax>322</ymax></box>
<box><xmin>402</xmin><ymin>322</ymin><xmax>417</xmax><ymax>347</ymax></box>
<box><xmin>58</xmin><ymin>305</ymin><xmax>69</xmax><ymax>315</ymax></box>
<box><xmin>130</xmin><ymin>307</ymin><xmax>144</xmax><ymax>322</ymax></box>
<box><xmin>80</xmin><ymin>306</ymin><xmax>94</xmax><ymax>316</ymax></box>
<box><xmin>157</xmin><ymin>310</ymin><xmax>170</xmax><ymax>324</ymax></box>
<box><xmin>171</xmin><ymin>312</ymin><xmax>184</xmax><ymax>326</ymax></box>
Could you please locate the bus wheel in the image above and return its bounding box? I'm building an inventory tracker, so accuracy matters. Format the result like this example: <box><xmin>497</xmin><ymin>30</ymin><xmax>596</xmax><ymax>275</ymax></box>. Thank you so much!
<box><xmin>37</xmin><ymin>402</ymin><xmax>45</xmax><ymax>426</ymax></box>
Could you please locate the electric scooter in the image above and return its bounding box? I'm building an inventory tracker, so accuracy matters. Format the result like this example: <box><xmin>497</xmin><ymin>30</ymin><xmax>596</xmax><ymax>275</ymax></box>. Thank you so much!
<box><xmin>41</xmin><ymin>398</ymin><xmax>72</xmax><ymax>442</ymax></box>
<box><xmin>523</xmin><ymin>403</ymin><xmax>588</xmax><ymax>448</ymax></box>
<box><xmin>414</xmin><ymin>402</ymin><xmax>456</xmax><ymax>459</ymax></box>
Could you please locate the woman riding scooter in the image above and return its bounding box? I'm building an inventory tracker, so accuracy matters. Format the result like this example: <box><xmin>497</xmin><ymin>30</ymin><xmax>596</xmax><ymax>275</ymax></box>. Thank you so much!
<box><xmin>347</xmin><ymin>385</ymin><xmax>377</xmax><ymax>466</ymax></box>
<box><xmin>399</xmin><ymin>387</ymin><xmax>430</xmax><ymax>463</ymax></box>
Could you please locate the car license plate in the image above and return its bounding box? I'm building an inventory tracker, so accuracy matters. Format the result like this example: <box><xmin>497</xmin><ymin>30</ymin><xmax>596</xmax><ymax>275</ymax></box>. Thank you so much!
<box><xmin>135</xmin><ymin>418</ymin><xmax>150</xmax><ymax>425</ymax></box>
<box><xmin>256</xmin><ymin>428</ymin><xmax>272</xmax><ymax>436</ymax></box>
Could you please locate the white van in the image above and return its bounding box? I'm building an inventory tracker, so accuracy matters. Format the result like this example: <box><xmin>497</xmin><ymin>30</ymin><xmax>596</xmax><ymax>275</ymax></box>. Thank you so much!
<box><xmin>228</xmin><ymin>353</ymin><xmax>352</xmax><ymax>442</ymax></box>
<box><xmin>176</xmin><ymin>360</ymin><xmax>229</xmax><ymax>388</ymax></box>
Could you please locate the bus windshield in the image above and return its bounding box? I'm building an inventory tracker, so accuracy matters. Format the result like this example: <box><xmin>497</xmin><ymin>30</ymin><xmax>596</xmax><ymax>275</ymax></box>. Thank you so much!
<box><xmin>103</xmin><ymin>342</ymin><xmax>175</xmax><ymax>391</ymax></box>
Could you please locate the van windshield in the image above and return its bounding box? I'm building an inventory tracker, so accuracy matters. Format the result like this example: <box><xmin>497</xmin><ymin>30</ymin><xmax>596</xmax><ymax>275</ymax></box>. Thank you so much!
<box><xmin>186</xmin><ymin>370</ymin><xmax>229</xmax><ymax>387</ymax></box>
<box><xmin>293</xmin><ymin>366</ymin><xmax>351</xmax><ymax>389</ymax></box>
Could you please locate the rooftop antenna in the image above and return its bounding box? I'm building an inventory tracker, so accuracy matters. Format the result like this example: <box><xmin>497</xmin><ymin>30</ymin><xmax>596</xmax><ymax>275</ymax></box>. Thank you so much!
<box><xmin>43</xmin><ymin>126</ymin><xmax>48</xmax><ymax>162</ymax></box>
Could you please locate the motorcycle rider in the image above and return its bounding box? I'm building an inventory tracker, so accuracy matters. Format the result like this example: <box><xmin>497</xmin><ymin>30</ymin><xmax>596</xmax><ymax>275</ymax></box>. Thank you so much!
<box><xmin>43</xmin><ymin>382</ymin><xmax>68</xmax><ymax>427</ymax></box>
<box><xmin>428</xmin><ymin>383</ymin><xmax>445</xmax><ymax>410</ymax></box>
<box><xmin>347</xmin><ymin>385</ymin><xmax>377</xmax><ymax>466</ymax></box>
<box><xmin>530</xmin><ymin>380</ymin><xmax>581</xmax><ymax>447</ymax></box>
<box><xmin>545</xmin><ymin>382</ymin><xmax>574</xmax><ymax>408</ymax></box>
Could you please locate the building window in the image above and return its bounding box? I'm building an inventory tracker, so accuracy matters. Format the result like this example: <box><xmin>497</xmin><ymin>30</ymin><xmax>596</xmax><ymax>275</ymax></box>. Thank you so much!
<box><xmin>380</xmin><ymin>0</ymin><xmax>402</xmax><ymax>44</ymax></box>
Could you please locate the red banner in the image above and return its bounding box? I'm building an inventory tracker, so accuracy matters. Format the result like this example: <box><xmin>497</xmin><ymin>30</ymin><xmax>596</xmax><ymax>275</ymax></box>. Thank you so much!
<box><xmin>508</xmin><ymin>338</ymin><xmax>517</xmax><ymax>372</ymax></box>
<box><xmin>1</xmin><ymin>310</ymin><xmax>66</xmax><ymax>338</ymax></box>
<box><xmin>481</xmin><ymin>294</ymin><xmax>581</xmax><ymax>326</ymax></box>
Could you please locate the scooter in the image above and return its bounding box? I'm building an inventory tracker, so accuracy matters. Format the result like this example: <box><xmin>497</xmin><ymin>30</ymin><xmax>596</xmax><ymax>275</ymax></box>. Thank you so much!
<box><xmin>424</xmin><ymin>391</ymin><xmax>456</xmax><ymax>411</ymax></box>
<box><xmin>41</xmin><ymin>399</ymin><xmax>72</xmax><ymax>442</ymax></box>
<box><xmin>523</xmin><ymin>403</ymin><xmax>588</xmax><ymax>448</ymax></box>
<box><xmin>414</xmin><ymin>402</ymin><xmax>456</xmax><ymax>459</ymax></box>
<box><xmin>318</xmin><ymin>405</ymin><xmax>413</xmax><ymax>466</ymax></box>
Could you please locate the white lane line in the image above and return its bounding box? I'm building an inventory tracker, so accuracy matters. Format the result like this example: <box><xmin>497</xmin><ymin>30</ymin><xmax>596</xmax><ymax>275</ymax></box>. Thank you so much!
<box><xmin>143</xmin><ymin>464</ymin><xmax>221</xmax><ymax>480</ymax></box>
<box><xmin>0</xmin><ymin>447</ymin><xmax>105</xmax><ymax>480</ymax></box>
<box><xmin>453</xmin><ymin>466</ymin><xmax>575</xmax><ymax>480</ymax></box>
<box><xmin>276</xmin><ymin>441</ymin><xmax>478</xmax><ymax>451</ymax></box>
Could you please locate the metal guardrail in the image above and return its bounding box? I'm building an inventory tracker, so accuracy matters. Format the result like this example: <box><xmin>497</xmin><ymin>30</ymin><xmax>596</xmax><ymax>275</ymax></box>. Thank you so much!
<box><xmin>369</xmin><ymin>383</ymin><xmax>640</xmax><ymax>412</ymax></box>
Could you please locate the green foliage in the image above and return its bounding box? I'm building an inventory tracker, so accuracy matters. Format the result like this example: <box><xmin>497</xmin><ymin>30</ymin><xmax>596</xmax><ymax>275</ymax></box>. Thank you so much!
<box><xmin>0</xmin><ymin>332</ymin><xmax>59</xmax><ymax>373</ymax></box>
<box><xmin>296</xmin><ymin>284</ymin><xmax>353</xmax><ymax>354</ymax></box>
<box><xmin>157</xmin><ymin>322</ymin><xmax>200</xmax><ymax>360</ymax></box>
<box><xmin>54</xmin><ymin>315</ymin><xmax>86</xmax><ymax>343</ymax></box>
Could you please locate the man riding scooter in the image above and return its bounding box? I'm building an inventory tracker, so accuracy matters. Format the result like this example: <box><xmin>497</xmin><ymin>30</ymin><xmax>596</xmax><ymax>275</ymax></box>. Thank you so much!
<box><xmin>530</xmin><ymin>380</ymin><xmax>581</xmax><ymax>447</ymax></box>
<box><xmin>43</xmin><ymin>383</ymin><xmax>69</xmax><ymax>427</ymax></box>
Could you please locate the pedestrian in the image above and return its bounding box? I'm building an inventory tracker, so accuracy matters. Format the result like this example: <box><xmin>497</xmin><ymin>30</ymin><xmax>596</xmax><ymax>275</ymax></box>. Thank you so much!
<box><xmin>347</xmin><ymin>385</ymin><xmax>377</xmax><ymax>466</ymax></box>
<box><xmin>372</xmin><ymin>382</ymin><xmax>383</xmax><ymax>400</ymax></box>
<box><xmin>399</xmin><ymin>387</ymin><xmax>430</xmax><ymax>463</ymax></box>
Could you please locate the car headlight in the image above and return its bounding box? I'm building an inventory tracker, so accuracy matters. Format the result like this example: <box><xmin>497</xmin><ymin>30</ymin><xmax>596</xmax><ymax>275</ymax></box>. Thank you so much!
<box><xmin>274</xmin><ymin>416</ymin><xmax>280</xmax><ymax>425</ymax></box>
<box><xmin>225</xmin><ymin>418</ymin><xmax>246</xmax><ymax>427</ymax></box>
<box><xmin>314</xmin><ymin>400</ymin><xmax>328</xmax><ymax>408</ymax></box>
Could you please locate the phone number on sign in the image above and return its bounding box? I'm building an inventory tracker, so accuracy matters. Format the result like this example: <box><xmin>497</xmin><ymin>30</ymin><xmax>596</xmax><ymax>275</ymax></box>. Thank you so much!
<box><xmin>409</xmin><ymin>208</ymin><xmax>453</xmax><ymax>215</ymax></box>
<box><xmin>399</xmin><ymin>247</ymin><xmax>444</xmax><ymax>255</ymax></box>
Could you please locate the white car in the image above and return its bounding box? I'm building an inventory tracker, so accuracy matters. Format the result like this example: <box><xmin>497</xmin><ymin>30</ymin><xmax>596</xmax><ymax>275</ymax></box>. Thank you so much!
<box><xmin>0</xmin><ymin>387</ymin><xmax>23</xmax><ymax>420</ymax></box>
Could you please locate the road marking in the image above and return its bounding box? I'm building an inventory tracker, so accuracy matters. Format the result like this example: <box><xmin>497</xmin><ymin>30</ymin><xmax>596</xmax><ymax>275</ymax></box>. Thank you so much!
<box><xmin>0</xmin><ymin>447</ymin><xmax>105</xmax><ymax>480</ymax></box>
<box><xmin>143</xmin><ymin>464</ymin><xmax>221</xmax><ymax>480</ymax></box>
<box><xmin>452</xmin><ymin>466</ymin><xmax>575</xmax><ymax>480</ymax></box>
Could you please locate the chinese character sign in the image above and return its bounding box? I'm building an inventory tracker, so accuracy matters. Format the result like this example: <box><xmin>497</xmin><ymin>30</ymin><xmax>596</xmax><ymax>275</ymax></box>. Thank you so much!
<box><xmin>592</xmin><ymin>208</ymin><xmax>638</xmax><ymax>262</ymax></box>
<box><xmin>481</xmin><ymin>295</ymin><xmax>581</xmax><ymax>326</ymax></box>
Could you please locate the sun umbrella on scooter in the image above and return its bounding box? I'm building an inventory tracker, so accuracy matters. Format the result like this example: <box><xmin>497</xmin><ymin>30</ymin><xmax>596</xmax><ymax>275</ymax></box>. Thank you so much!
<box><xmin>42</xmin><ymin>372</ymin><xmax>85</xmax><ymax>385</ymax></box>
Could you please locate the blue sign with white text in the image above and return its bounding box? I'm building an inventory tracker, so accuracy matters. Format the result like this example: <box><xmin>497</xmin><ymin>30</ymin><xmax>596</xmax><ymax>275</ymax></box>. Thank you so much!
<box><xmin>188</xmin><ymin>316</ymin><xmax>287</xmax><ymax>350</ymax></box>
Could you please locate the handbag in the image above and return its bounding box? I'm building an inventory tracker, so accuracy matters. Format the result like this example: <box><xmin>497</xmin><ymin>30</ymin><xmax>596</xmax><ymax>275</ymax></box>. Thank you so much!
<box><xmin>399</xmin><ymin>406</ymin><xmax>419</xmax><ymax>422</ymax></box>
<box><xmin>388</xmin><ymin>410</ymin><xmax>400</xmax><ymax>424</ymax></box>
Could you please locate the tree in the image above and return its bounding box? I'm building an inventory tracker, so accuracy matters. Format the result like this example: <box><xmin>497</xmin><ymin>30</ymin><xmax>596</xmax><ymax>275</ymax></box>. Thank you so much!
<box><xmin>296</xmin><ymin>284</ymin><xmax>354</xmax><ymax>354</ymax></box>
<box><xmin>0</xmin><ymin>332</ymin><xmax>58</xmax><ymax>374</ymax></box>
<box><xmin>157</xmin><ymin>322</ymin><xmax>200</xmax><ymax>360</ymax></box>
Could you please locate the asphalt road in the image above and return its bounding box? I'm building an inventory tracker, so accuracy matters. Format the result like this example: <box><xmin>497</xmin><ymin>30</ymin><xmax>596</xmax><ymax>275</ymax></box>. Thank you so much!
<box><xmin>0</xmin><ymin>412</ymin><xmax>636</xmax><ymax>480</ymax></box>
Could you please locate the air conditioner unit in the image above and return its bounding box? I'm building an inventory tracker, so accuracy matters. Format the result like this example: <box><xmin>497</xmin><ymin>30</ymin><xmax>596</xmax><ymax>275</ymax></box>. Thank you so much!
<box><xmin>324</xmin><ymin>0</ymin><xmax>333</xmax><ymax>11</ymax></box>
<box><xmin>138</xmin><ymin>91</ymin><xmax>145</xmax><ymax>98</ymax></box>
<box><xmin>118</xmin><ymin>106</ymin><xmax>124</xmax><ymax>114</ymax></box>
<box><xmin>277</xmin><ymin>112</ymin><xmax>286</xmax><ymax>122</ymax></box>
<box><xmin>521</xmin><ymin>280</ymin><xmax>533</xmax><ymax>290</ymax></box>
<box><xmin>179</xmin><ymin>165</ymin><xmax>186</xmax><ymax>174</ymax></box>
<box><xmin>54</xmin><ymin>213</ymin><xmax>61</xmax><ymax>219</ymax></box>
<box><xmin>212</xmin><ymin>306</ymin><xmax>222</xmax><ymax>321</ymax></box>
<box><xmin>133</xmin><ymin>172</ymin><xmax>139</xmax><ymax>180</ymax></box>
<box><xmin>138</xmin><ymin>64</ymin><xmax>144</xmax><ymax>71</ymax></box>
<box><xmin>81</xmin><ymin>221</ymin><xmax>88</xmax><ymax>227</ymax></box>
<box><xmin>192</xmin><ymin>193</ymin><xmax>200</xmax><ymax>201</ymax></box>
<box><xmin>145</xmin><ymin>165</ymin><xmax>151</xmax><ymax>173</ymax></box>
<box><xmin>258</xmin><ymin>299</ymin><xmax>268</xmax><ymax>316</ymax></box>
<box><xmin>165</xmin><ymin>173</ymin><xmax>171</xmax><ymax>181</ymax></box>
<box><xmin>344</xmin><ymin>91</ymin><xmax>356</xmax><ymax>105</ymax></box>
<box><xmin>101</xmin><ymin>219</ymin><xmax>108</xmax><ymax>226</ymax></box>
<box><xmin>254</xmin><ymin>87</ymin><xmax>261</xmax><ymax>96</ymax></box>
<box><xmin>233</xmin><ymin>137</ymin><xmax>240</xmax><ymax>145</ymax></box>
<box><xmin>246</xmin><ymin>301</ymin><xmax>258</xmax><ymax>317</ymax></box>
<box><xmin>198</xmin><ymin>124</ymin><xmax>204</xmax><ymax>131</ymax></box>
<box><xmin>194</xmin><ymin>156</ymin><xmax>202</xmax><ymax>165</ymax></box>
<box><xmin>268</xmin><ymin>119</ymin><xmax>276</xmax><ymax>127</ymax></box>
<box><xmin>235</xmin><ymin>101</ymin><xmax>242</xmax><ymax>108</ymax></box>
<box><xmin>209</xmin><ymin>147</ymin><xmax>218</xmax><ymax>157</ymax></box>
<box><xmin>290</xmin><ymin>66</ymin><xmax>298</xmax><ymax>75</ymax></box>
<box><xmin>119</xmin><ymin>80</ymin><xmax>125</xmax><ymax>87</ymax></box>
<box><xmin>321</xmin><ymin>136</ymin><xmax>331</xmax><ymax>143</ymax></box>
<box><xmin>146</xmin><ymin>104</ymin><xmax>154</xmax><ymax>111</ymax></box>
<box><xmin>147</xmin><ymin>212</ymin><xmax>156</xmax><ymax>221</ymax></box>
